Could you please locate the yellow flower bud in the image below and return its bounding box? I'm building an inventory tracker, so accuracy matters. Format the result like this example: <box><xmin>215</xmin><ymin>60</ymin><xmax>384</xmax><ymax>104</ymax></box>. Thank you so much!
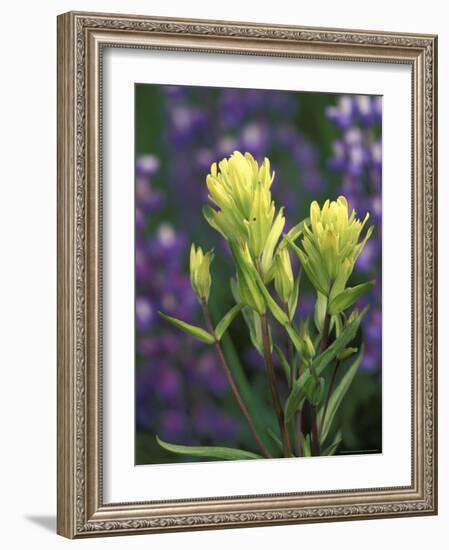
<box><xmin>189</xmin><ymin>244</ymin><xmax>214</xmax><ymax>302</ymax></box>
<box><xmin>203</xmin><ymin>151</ymin><xmax>283</xmax><ymax>275</ymax></box>
<box><xmin>260</xmin><ymin>208</ymin><xmax>285</xmax><ymax>279</ymax></box>
<box><xmin>274</xmin><ymin>248</ymin><xmax>294</xmax><ymax>303</ymax></box>
<box><xmin>299</xmin><ymin>196</ymin><xmax>373</xmax><ymax>297</ymax></box>
<box><xmin>245</xmin><ymin>180</ymin><xmax>275</xmax><ymax>257</ymax></box>
<box><xmin>299</xmin><ymin>320</ymin><xmax>315</xmax><ymax>360</ymax></box>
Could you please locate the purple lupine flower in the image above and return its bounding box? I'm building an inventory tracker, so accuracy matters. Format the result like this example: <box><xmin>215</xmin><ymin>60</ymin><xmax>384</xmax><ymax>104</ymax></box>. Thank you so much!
<box><xmin>136</xmin><ymin>296</ymin><xmax>156</xmax><ymax>332</ymax></box>
<box><xmin>135</xmin><ymin>154</ymin><xmax>236</xmax><ymax>452</ymax></box>
<box><xmin>192</xmin><ymin>403</ymin><xmax>240</xmax><ymax>442</ymax></box>
<box><xmin>326</xmin><ymin>96</ymin><xmax>355</xmax><ymax>129</ymax></box>
<box><xmin>326</xmin><ymin>94</ymin><xmax>382</xmax><ymax>371</ymax></box>
<box><xmin>190</xmin><ymin>352</ymin><xmax>229</xmax><ymax>395</ymax></box>
<box><xmin>155</xmin><ymin>365</ymin><xmax>183</xmax><ymax>400</ymax></box>
<box><xmin>240</xmin><ymin>122</ymin><xmax>270</xmax><ymax>156</ymax></box>
<box><xmin>159</xmin><ymin>410</ymin><xmax>188</xmax><ymax>443</ymax></box>
<box><xmin>162</xmin><ymin>85</ymin><xmax>325</xmax><ymax>221</ymax></box>
<box><xmin>136</xmin><ymin>154</ymin><xmax>160</xmax><ymax>178</ymax></box>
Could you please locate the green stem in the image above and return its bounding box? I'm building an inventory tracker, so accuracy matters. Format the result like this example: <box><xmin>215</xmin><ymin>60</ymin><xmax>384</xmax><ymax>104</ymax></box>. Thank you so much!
<box><xmin>260</xmin><ymin>313</ymin><xmax>292</xmax><ymax>458</ymax></box>
<box><xmin>295</xmin><ymin>356</ymin><xmax>302</xmax><ymax>457</ymax></box>
<box><xmin>310</xmin><ymin>405</ymin><xmax>320</xmax><ymax>456</ymax></box>
<box><xmin>201</xmin><ymin>300</ymin><xmax>272</xmax><ymax>459</ymax></box>
<box><xmin>282</xmin><ymin>302</ymin><xmax>295</xmax><ymax>388</ymax></box>
<box><xmin>295</xmin><ymin>403</ymin><xmax>302</xmax><ymax>457</ymax></box>
<box><xmin>282</xmin><ymin>301</ymin><xmax>301</xmax><ymax>456</ymax></box>
<box><xmin>311</xmin><ymin>312</ymin><xmax>331</xmax><ymax>456</ymax></box>
<box><xmin>319</xmin><ymin>313</ymin><xmax>331</xmax><ymax>353</ymax></box>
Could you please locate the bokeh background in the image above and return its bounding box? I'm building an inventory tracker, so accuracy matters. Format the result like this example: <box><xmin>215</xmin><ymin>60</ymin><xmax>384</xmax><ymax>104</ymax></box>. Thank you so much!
<box><xmin>135</xmin><ymin>84</ymin><xmax>382</xmax><ymax>465</ymax></box>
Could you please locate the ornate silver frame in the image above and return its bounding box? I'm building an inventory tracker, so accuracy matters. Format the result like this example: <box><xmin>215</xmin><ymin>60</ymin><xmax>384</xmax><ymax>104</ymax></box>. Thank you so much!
<box><xmin>57</xmin><ymin>11</ymin><xmax>438</xmax><ymax>538</ymax></box>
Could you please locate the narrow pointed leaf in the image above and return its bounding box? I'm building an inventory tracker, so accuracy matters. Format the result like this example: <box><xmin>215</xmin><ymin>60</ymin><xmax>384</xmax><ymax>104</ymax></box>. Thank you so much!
<box><xmin>251</xmin><ymin>265</ymin><xmax>290</xmax><ymax>326</ymax></box>
<box><xmin>333</xmin><ymin>313</ymin><xmax>343</xmax><ymax>338</ymax></box>
<box><xmin>337</xmin><ymin>346</ymin><xmax>358</xmax><ymax>361</ymax></box>
<box><xmin>215</xmin><ymin>303</ymin><xmax>243</xmax><ymax>341</ymax></box>
<box><xmin>262</xmin><ymin>285</ymin><xmax>290</xmax><ymax>326</ymax></box>
<box><xmin>229</xmin><ymin>241</ymin><xmax>265</xmax><ymax>314</ymax></box>
<box><xmin>288</xmin><ymin>269</ymin><xmax>301</xmax><ymax>320</ymax></box>
<box><xmin>312</xmin><ymin>307</ymin><xmax>367</xmax><ymax>373</ymax></box>
<box><xmin>266</xmin><ymin>427</ymin><xmax>283</xmax><ymax>454</ymax></box>
<box><xmin>230</xmin><ymin>277</ymin><xmax>240</xmax><ymax>303</ymax></box>
<box><xmin>245</xmin><ymin>258</ymin><xmax>290</xmax><ymax>326</ymax></box>
<box><xmin>328</xmin><ymin>281</ymin><xmax>375</xmax><ymax>315</ymax></box>
<box><xmin>156</xmin><ymin>437</ymin><xmax>262</xmax><ymax>460</ymax></box>
<box><xmin>284</xmin><ymin>309</ymin><xmax>366</xmax><ymax>423</ymax></box>
<box><xmin>202</xmin><ymin>205</ymin><xmax>227</xmax><ymax>240</ymax></box>
<box><xmin>274</xmin><ymin>344</ymin><xmax>292</xmax><ymax>387</ymax></box>
<box><xmin>233</xmin><ymin>275</ymin><xmax>266</xmax><ymax>355</ymax></box>
<box><xmin>286</xmin><ymin>236</ymin><xmax>328</xmax><ymax>296</ymax></box>
<box><xmin>319</xmin><ymin>346</ymin><xmax>364</xmax><ymax>444</ymax></box>
<box><xmin>279</xmin><ymin>218</ymin><xmax>310</xmax><ymax>250</ymax></box>
<box><xmin>301</xmin><ymin>434</ymin><xmax>312</xmax><ymax>457</ymax></box>
<box><xmin>242</xmin><ymin>306</ymin><xmax>265</xmax><ymax>356</ymax></box>
<box><xmin>260</xmin><ymin>208</ymin><xmax>286</xmax><ymax>276</ymax></box>
<box><xmin>322</xmin><ymin>432</ymin><xmax>342</xmax><ymax>456</ymax></box>
<box><xmin>158</xmin><ymin>312</ymin><xmax>214</xmax><ymax>344</ymax></box>
<box><xmin>285</xmin><ymin>323</ymin><xmax>304</xmax><ymax>355</ymax></box>
<box><xmin>314</xmin><ymin>292</ymin><xmax>328</xmax><ymax>334</ymax></box>
<box><xmin>303</xmin><ymin>375</ymin><xmax>325</xmax><ymax>407</ymax></box>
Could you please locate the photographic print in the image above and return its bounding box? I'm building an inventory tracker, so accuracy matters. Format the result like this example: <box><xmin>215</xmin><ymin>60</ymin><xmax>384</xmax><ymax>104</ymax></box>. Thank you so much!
<box><xmin>135</xmin><ymin>84</ymin><xmax>382</xmax><ymax>465</ymax></box>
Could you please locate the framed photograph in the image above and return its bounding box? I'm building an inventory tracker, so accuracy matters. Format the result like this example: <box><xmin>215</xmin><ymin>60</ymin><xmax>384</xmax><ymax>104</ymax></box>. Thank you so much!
<box><xmin>57</xmin><ymin>11</ymin><xmax>438</xmax><ymax>538</ymax></box>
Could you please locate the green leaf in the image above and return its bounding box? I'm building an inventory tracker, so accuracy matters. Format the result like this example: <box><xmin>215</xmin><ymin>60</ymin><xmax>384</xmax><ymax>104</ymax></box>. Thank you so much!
<box><xmin>242</xmin><ymin>306</ymin><xmax>266</xmax><ymax>356</ymax></box>
<box><xmin>215</xmin><ymin>303</ymin><xmax>243</xmax><ymax>341</ymax></box>
<box><xmin>288</xmin><ymin>269</ymin><xmax>301</xmax><ymax>320</ymax></box>
<box><xmin>232</xmin><ymin>276</ymin><xmax>266</xmax><ymax>355</ymax></box>
<box><xmin>202</xmin><ymin>206</ymin><xmax>227</xmax><ymax>240</ymax></box>
<box><xmin>230</xmin><ymin>277</ymin><xmax>240</xmax><ymax>302</ymax></box>
<box><xmin>280</xmin><ymin>218</ymin><xmax>310</xmax><ymax>250</ymax></box>
<box><xmin>284</xmin><ymin>309</ymin><xmax>366</xmax><ymax>423</ymax></box>
<box><xmin>322</xmin><ymin>432</ymin><xmax>342</xmax><ymax>456</ymax></box>
<box><xmin>337</xmin><ymin>347</ymin><xmax>358</xmax><ymax>361</ymax></box>
<box><xmin>301</xmin><ymin>434</ymin><xmax>312</xmax><ymax>457</ymax></box>
<box><xmin>286</xmin><ymin>236</ymin><xmax>329</xmax><ymax>296</ymax></box>
<box><xmin>229</xmin><ymin>240</ymin><xmax>266</xmax><ymax>315</ymax></box>
<box><xmin>303</xmin><ymin>375</ymin><xmax>325</xmax><ymax>406</ymax></box>
<box><xmin>332</xmin><ymin>313</ymin><xmax>343</xmax><ymax>338</ymax></box>
<box><xmin>314</xmin><ymin>292</ymin><xmax>328</xmax><ymax>334</ymax></box>
<box><xmin>252</xmin><ymin>267</ymin><xmax>290</xmax><ymax>326</ymax></box>
<box><xmin>158</xmin><ymin>312</ymin><xmax>214</xmax><ymax>344</ymax></box>
<box><xmin>319</xmin><ymin>346</ymin><xmax>364</xmax><ymax>444</ymax></box>
<box><xmin>312</xmin><ymin>307</ymin><xmax>367</xmax><ymax>374</ymax></box>
<box><xmin>274</xmin><ymin>344</ymin><xmax>292</xmax><ymax>387</ymax></box>
<box><xmin>285</xmin><ymin>323</ymin><xmax>304</xmax><ymax>355</ymax></box>
<box><xmin>266</xmin><ymin>427</ymin><xmax>283</xmax><ymax>454</ymax></box>
<box><xmin>156</xmin><ymin>437</ymin><xmax>262</xmax><ymax>460</ymax></box>
<box><xmin>328</xmin><ymin>281</ymin><xmax>375</xmax><ymax>315</ymax></box>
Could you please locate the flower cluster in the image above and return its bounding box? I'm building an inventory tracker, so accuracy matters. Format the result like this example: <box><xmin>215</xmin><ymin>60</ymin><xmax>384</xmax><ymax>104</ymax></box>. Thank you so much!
<box><xmin>295</xmin><ymin>197</ymin><xmax>373</xmax><ymax>299</ymax></box>
<box><xmin>204</xmin><ymin>152</ymin><xmax>285</xmax><ymax>277</ymax></box>
<box><xmin>159</xmin><ymin>150</ymin><xmax>374</xmax><ymax>460</ymax></box>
